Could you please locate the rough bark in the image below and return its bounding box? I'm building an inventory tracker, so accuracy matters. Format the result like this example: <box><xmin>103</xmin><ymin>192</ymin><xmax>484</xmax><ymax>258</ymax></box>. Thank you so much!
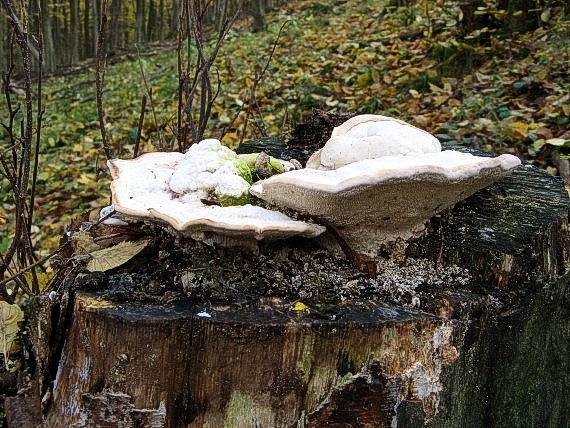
<box><xmin>10</xmin><ymin>163</ymin><xmax>569</xmax><ymax>427</ymax></box>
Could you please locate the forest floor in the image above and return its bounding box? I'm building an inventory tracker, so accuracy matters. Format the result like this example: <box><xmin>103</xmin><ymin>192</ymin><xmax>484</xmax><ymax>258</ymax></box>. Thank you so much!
<box><xmin>1</xmin><ymin>0</ymin><xmax>569</xmax><ymax>255</ymax></box>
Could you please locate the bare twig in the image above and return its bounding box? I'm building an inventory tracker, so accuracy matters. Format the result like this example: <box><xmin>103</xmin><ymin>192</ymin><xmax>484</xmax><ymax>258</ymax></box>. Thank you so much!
<box><xmin>134</xmin><ymin>95</ymin><xmax>147</xmax><ymax>158</ymax></box>
<box><xmin>1</xmin><ymin>0</ymin><xmax>41</xmax><ymax>295</ymax></box>
<box><xmin>223</xmin><ymin>20</ymin><xmax>290</xmax><ymax>144</ymax></box>
<box><xmin>95</xmin><ymin>0</ymin><xmax>112</xmax><ymax>159</ymax></box>
<box><xmin>0</xmin><ymin>243</ymin><xmax>71</xmax><ymax>292</ymax></box>
<box><xmin>135</xmin><ymin>45</ymin><xmax>165</xmax><ymax>150</ymax></box>
<box><xmin>176</xmin><ymin>0</ymin><xmax>242</xmax><ymax>152</ymax></box>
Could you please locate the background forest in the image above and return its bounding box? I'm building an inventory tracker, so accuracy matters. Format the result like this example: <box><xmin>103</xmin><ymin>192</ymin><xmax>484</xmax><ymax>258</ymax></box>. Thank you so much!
<box><xmin>0</xmin><ymin>0</ymin><xmax>569</xmax><ymax>298</ymax></box>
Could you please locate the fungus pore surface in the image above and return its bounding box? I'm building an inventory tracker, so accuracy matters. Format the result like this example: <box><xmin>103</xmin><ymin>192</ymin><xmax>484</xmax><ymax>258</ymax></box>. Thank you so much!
<box><xmin>250</xmin><ymin>149</ymin><xmax>521</xmax><ymax>256</ymax></box>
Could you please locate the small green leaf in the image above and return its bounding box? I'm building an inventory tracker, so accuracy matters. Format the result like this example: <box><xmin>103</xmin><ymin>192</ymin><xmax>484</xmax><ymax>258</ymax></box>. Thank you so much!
<box><xmin>544</xmin><ymin>138</ymin><xmax>570</xmax><ymax>147</ymax></box>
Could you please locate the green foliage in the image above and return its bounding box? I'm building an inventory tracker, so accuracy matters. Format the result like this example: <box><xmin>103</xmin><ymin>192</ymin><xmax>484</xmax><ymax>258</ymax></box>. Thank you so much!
<box><xmin>2</xmin><ymin>0</ymin><xmax>569</xmax><ymax>252</ymax></box>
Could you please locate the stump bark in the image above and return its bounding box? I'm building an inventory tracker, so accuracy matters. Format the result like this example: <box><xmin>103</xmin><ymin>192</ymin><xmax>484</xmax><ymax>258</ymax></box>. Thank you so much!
<box><xmin>13</xmin><ymin>164</ymin><xmax>570</xmax><ymax>427</ymax></box>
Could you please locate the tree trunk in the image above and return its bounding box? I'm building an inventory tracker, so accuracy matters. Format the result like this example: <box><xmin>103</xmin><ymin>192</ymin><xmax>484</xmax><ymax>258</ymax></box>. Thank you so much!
<box><xmin>136</xmin><ymin>0</ymin><xmax>145</xmax><ymax>45</ymax></box>
<box><xmin>251</xmin><ymin>0</ymin><xmax>266</xmax><ymax>32</ymax></box>
<box><xmin>82</xmin><ymin>0</ymin><xmax>91</xmax><ymax>60</ymax></box>
<box><xmin>11</xmin><ymin>164</ymin><xmax>570</xmax><ymax>427</ymax></box>
<box><xmin>69</xmin><ymin>0</ymin><xmax>79</xmax><ymax>64</ymax></box>
<box><xmin>108</xmin><ymin>0</ymin><xmax>124</xmax><ymax>53</ymax></box>
<box><xmin>0</xmin><ymin>7</ymin><xmax>5</xmax><ymax>70</ymax></box>
<box><xmin>40</xmin><ymin>0</ymin><xmax>56</xmax><ymax>73</ymax></box>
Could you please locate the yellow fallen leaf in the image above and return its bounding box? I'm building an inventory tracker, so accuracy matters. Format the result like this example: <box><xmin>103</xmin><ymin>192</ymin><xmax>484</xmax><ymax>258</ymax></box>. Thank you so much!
<box><xmin>23</xmin><ymin>271</ymin><xmax>56</xmax><ymax>292</ymax></box>
<box><xmin>502</xmin><ymin>121</ymin><xmax>529</xmax><ymax>140</ymax></box>
<box><xmin>0</xmin><ymin>301</ymin><xmax>24</xmax><ymax>366</ymax></box>
<box><xmin>87</xmin><ymin>239</ymin><xmax>150</xmax><ymax>272</ymax></box>
<box><xmin>292</xmin><ymin>301</ymin><xmax>310</xmax><ymax>314</ymax></box>
<box><xmin>77</xmin><ymin>173</ymin><xmax>96</xmax><ymax>185</ymax></box>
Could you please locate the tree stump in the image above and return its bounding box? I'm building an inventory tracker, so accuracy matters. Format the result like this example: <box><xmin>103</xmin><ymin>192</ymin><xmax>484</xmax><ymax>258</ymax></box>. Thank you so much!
<box><xmin>18</xmin><ymin>164</ymin><xmax>570</xmax><ymax>427</ymax></box>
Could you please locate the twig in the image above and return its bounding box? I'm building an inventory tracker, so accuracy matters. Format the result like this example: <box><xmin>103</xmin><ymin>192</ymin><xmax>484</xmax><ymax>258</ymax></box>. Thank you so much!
<box><xmin>134</xmin><ymin>95</ymin><xmax>147</xmax><ymax>158</ymax></box>
<box><xmin>135</xmin><ymin>45</ymin><xmax>164</xmax><ymax>150</ymax></box>
<box><xmin>0</xmin><ymin>243</ymin><xmax>71</xmax><ymax>291</ymax></box>
<box><xmin>2</xmin><ymin>0</ymin><xmax>40</xmax><ymax>293</ymax></box>
<box><xmin>29</xmin><ymin>0</ymin><xmax>46</xmax><ymax>282</ymax></box>
<box><xmin>231</xmin><ymin>20</ymin><xmax>290</xmax><ymax>145</ymax></box>
<box><xmin>95</xmin><ymin>0</ymin><xmax>111</xmax><ymax>159</ymax></box>
<box><xmin>177</xmin><ymin>0</ymin><xmax>241</xmax><ymax>151</ymax></box>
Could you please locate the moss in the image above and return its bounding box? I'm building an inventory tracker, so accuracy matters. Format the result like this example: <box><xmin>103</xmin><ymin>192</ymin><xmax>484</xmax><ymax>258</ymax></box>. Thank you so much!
<box><xmin>218</xmin><ymin>192</ymin><xmax>256</xmax><ymax>207</ymax></box>
<box><xmin>232</xmin><ymin>156</ymin><xmax>253</xmax><ymax>185</ymax></box>
<box><xmin>237</xmin><ymin>153</ymin><xmax>289</xmax><ymax>176</ymax></box>
<box><xmin>224</xmin><ymin>390</ymin><xmax>273</xmax><ymax>427</ymax></box>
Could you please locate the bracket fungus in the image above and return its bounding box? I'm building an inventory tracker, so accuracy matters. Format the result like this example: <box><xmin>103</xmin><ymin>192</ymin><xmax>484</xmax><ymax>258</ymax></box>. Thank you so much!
<box><xmin>307</xmin><ymin>114</ymin><xmax>441</xmax><ymax>170</ymax></box>
<box><xmin>107</xmin><ymin>140</ymin><xmax>324</xmax><ymax>247</ymax></box>
<box><xmin>250</xmin><ymin>115</ymin><xmax>522</xmax><ymax>258</ymax></box>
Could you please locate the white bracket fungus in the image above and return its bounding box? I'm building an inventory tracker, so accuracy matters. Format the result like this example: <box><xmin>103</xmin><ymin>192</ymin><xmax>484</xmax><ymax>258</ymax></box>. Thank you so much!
<box><xmin>250</xmin><ymin>115</ymin><xmax>522</xmax><ymax>258</ymax></box>
<box><xmin>107</xmin><ymin>140</ymin><xmax>324</xmax><ymax>247</ymax></box>
<box><xmin>307</xmin><ymin>114</ymin><xmax>441</xmax><ymax>170</ymax></box>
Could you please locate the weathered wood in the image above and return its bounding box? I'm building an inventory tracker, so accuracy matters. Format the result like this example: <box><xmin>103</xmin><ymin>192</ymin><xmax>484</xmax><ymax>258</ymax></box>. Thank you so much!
<box><xmin>431</xmin><ymin>273</ymin><xmax>570</xmax><ymax>427</ymax></box>
<box><xmin>47</xmin><ymin>295</ymin><xmax>456</xmax><ymax>427</ymax></box>
<box><xmin>31</xmin><ymin>163</ymin><xmax>570</xmax><ymax>427</ymax></box>
<box><xmin>409</xmin><ymin>165</ymin><xmax>570</xmax><ymax>290</ymax></box>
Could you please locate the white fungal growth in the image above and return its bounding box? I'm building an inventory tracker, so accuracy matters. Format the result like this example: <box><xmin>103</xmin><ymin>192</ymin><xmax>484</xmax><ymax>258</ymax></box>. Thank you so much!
<box><xmin>252</xmin><ymin>114</ymin><xmax>521</xmax><ymax>257</ymax></box>
<box><xmin>307</xmin><ymin>115</ymin><xmax>441</xmax><ymax>170</ymax></box>
<box><xmin>169</xmin><ymin>139</ymin><xmax>251</xmax><ymax>201</ymax></box>
<box><xmin>107</xmin><ymin>141</ymin><xmax>325</xmax><ymax>245</ymax></box>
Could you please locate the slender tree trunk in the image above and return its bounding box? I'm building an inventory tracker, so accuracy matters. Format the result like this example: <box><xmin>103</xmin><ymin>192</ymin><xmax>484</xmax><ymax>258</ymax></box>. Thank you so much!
<box><xmin>251</xmin><ymin>0</ymin><xmax>265</xmax><ymax>32</ymax></box>
<box><xmin>146</xmin><ymin>0</ymin><xmax>156</xmax><ymax>42</ymax></box>
<box><xmin>83</xmin><ymin>0</ymin><xmax>90</xmax><ymax>60</ymax></box>
<box><xmin>0</xmin><ymin>8</ymin><xmax>5</xmax><ymax>69</ymax></box>
<box><xmin>158</xmin><ymin>0</ymin><xmax>165</xmax><ymax>42</ymax></box>
<box><xmin>92</xmin><ymin>0</ymin><xmax>100</xmax><ymax>58</ymax></box>
<box><xmin>136</xmin><ymin>0</ymin><xmax>145</xmax><ymax>44</ymax></box>
<box><xmin>108</xmin><ymin>0</ymin><xmax>123</xmax><ymax>52</ymax></box>
<box><xmin>170</xmin><ymin>0</ymin><xmax>180</xmax><ymax>37</ymax></box>
<box><xmin>69</xmin><ymin>0</ymin><xmax>79</xmax><ymax>63</ymax></box>
<box><xmin>40</xmin><ymin>0</ymin><xmax>55</xmax><ymax>73</ymax></box>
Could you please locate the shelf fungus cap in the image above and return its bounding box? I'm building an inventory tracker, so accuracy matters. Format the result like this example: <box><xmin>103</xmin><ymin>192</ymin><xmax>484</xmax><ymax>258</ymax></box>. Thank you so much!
<box><xmin>307</xmin><ymin>114</ymin><xmax>441</xmax><ymax>170</ymax></box>
<box><xmin>107</xmin><ymin>150</ymin><xmax>325</xmax><ymax>246</ymax></box>
<box><xmin>250</xmin><ymin>150</ymin><xmax>521</xmax><ymax>256</ymax></box>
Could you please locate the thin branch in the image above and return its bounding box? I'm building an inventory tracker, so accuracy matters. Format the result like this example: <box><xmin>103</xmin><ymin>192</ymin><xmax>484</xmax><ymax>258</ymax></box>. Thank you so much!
<box><xmin>178</xmin><ymin>0</ymin><xmax>241</xmax><ymax>150</ymax></box>
<box><xmin>0</xmin><ymin>243</ymin><xmax>71</xmax><ymax>291</ymax></box>
<box><xmin>2</xmin><ymin>0</ymin><xmax>38</xmax><ymax>285</ymax></box>
<box><xmin>231</xmin><ymin>19</ymin><xmax>290</xmax><ymax>144</ymax></box>
<box><xmin>29</xmin><ymin>0</ymin><xmax>46</xmax><ymax>243</ymax></box>
<box><xmin>95</xmin><ymin>0</ymin><xmax>112</xmax><ymax>159</ymax></box>
<box><xmin>133</xmin><ymin>95</ymin><xmax>147</xmax><ymax>158</ymax></box>
<box><xmin>135</xmin><ymin>45</ymin><xmax>164</xmax><ymax>150</ymax></box>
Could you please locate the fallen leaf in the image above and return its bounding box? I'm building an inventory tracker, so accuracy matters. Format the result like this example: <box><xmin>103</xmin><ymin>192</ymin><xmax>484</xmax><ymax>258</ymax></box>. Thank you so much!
<box><xmin>502</xmin><ymin>121</ymin><xmax>529</xmax><ymax>140</ymax></box>
<box><xmin>0</xmin><ymin>301</ymin><xmax>24</xmax><ymax>367</ymax></box>
<box><xmin>86</xmin><ymin>239</ymin><xmax>150</xmax><ymax>272</ymax></box>
<box><xmin>544</xmin><ymin>138</ymin><xmax>569</xmax><ymax>147</ymax></box>
<box><xmin>292</xmin><ymin>301</ymin><xmax>311</xmax><ymax>314</ymax></box>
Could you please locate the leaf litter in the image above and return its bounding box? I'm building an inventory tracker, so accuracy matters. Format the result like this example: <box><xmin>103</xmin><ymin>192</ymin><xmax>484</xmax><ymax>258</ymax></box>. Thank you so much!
<box><xmin>1</xmin><ymin>0</ymin><xmax>569</xmax><ymax>254</ymax></box>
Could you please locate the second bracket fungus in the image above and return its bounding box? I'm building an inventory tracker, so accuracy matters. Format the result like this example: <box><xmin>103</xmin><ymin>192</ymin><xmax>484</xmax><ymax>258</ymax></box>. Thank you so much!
<box><xmin>307</xmin><ymin>114</ymin><xmax>441</xmax><ymax>170</ymax></box>
<box><xmin>107</xmin><ymin>139</ymin><xmax>324</xmax><ymax>246</ymax></box>
<box><xmin>251</xmin><ymin>115</ymin><xmax>522</xmax><ymax>258</ymax></box>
